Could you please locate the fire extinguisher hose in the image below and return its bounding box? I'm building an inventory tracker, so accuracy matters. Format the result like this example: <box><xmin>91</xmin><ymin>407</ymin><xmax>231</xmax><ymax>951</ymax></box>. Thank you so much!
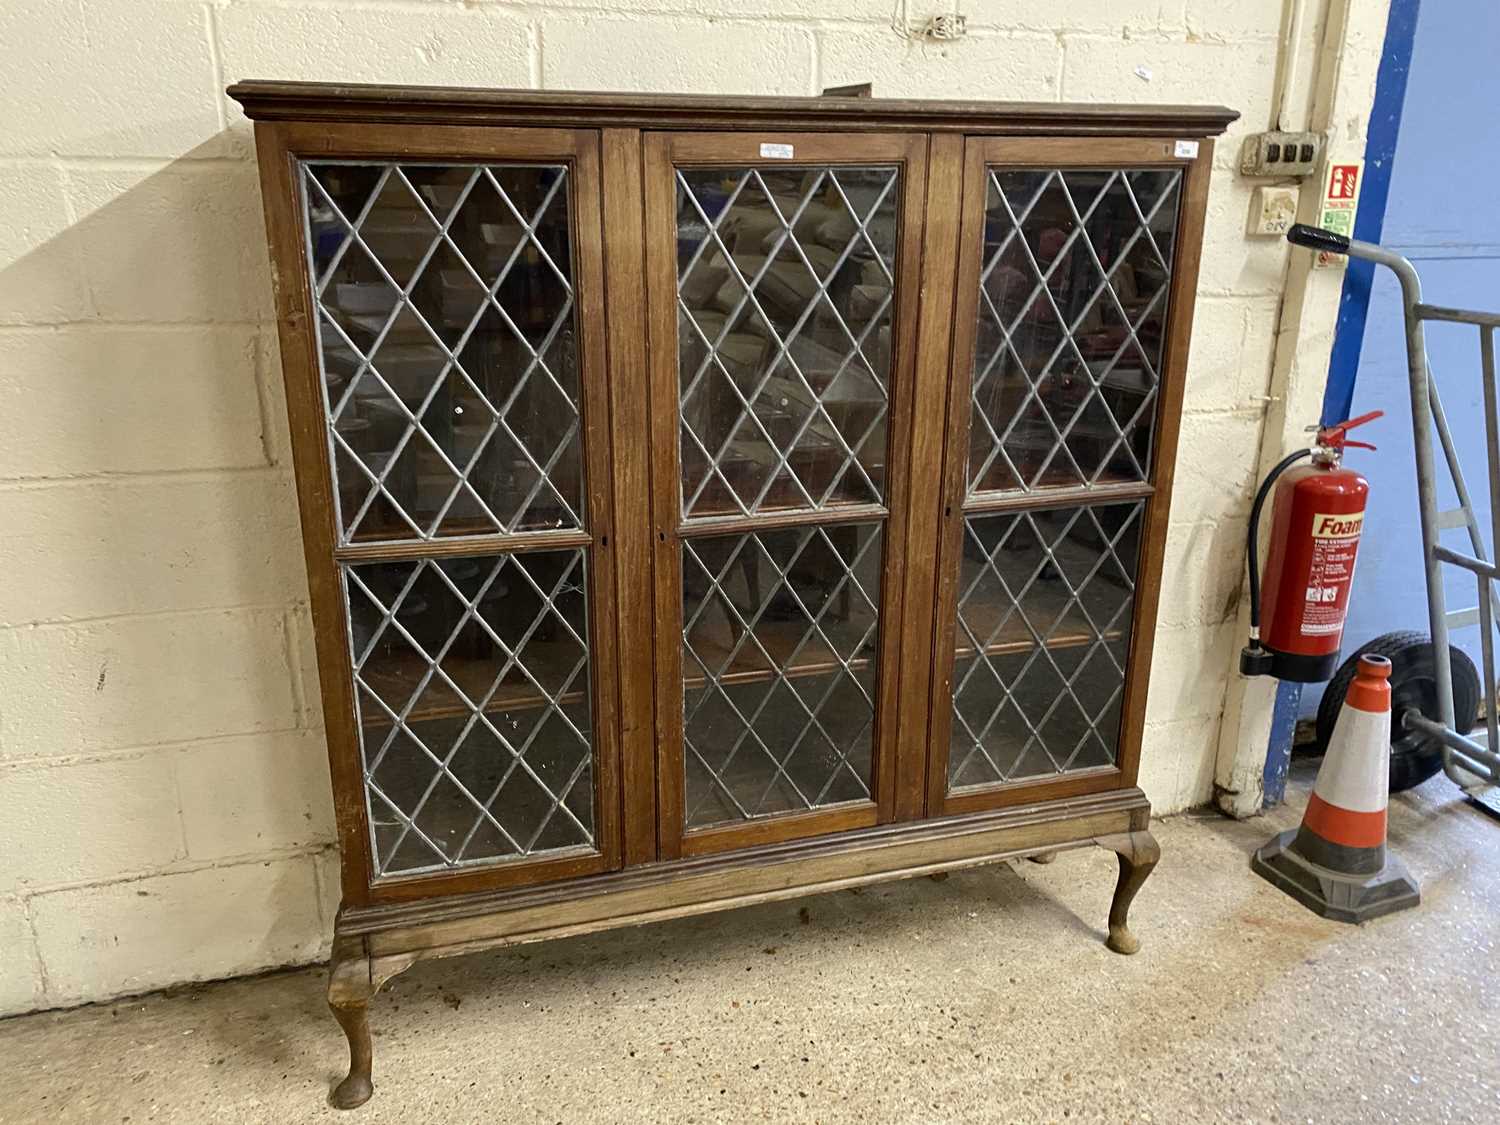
<box><xmin>1247</xmin><ymin>447</ymin><xmax>1314</xmax><ymax>635</ymax></box>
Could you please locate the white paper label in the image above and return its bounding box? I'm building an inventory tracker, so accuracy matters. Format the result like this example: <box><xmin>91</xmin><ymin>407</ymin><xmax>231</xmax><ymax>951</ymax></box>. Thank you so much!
<box><xmin>759</xmin><ymin>142</ymin><xmax>794</xmax><ymax>160</ymax></box>
<box><xmin>1173</xmin><ymin>139</ymin><xmax>1200</xmax><ymax>160</ymax></box>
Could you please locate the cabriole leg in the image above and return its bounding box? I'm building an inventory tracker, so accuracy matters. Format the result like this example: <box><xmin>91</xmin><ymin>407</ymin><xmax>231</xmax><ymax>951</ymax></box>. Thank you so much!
<box><xmin>326</xmin><ymin>938</ymin><xmax>414</xmax><ymax>1110</ymax></box>
<box><xmin>328</xmin><ymin>993</ymin><xmax>373</xmax><ymax>1110</ymax></box>
<box><xmin>1096</xmin><ymin>830</ymin><xmax>1160</xmax><ymax>955</ymax></box>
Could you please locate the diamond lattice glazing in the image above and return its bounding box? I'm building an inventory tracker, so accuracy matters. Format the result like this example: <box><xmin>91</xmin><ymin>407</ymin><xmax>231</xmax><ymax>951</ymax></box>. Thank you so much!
<box><xmin>674</xmin><ymin>165</ymin><xmax>900</xmax><ymax>519</ymax></box>
<box><xmin>681</xmin><ymin>523</ymin><xmax>883</xmax><ymax>827</ymax></box>
<box><xmin>303</xmin><ymin>162</ymin><xmax>583</xmax><ymax>543</ymax></box>
<box><xmin>345</xmin><ymin>550</ymin><xmax>593</xmax><ymax>876</ymax></box>
<box><xmin>948</xmin><ymin>502</ymin><xmax>1143</xmax><ymax>790</ymax></box>
<box><xmin>969</xmin><ymin>168</ymin><xmax>1182</xmax><ymax>494</ymax></box>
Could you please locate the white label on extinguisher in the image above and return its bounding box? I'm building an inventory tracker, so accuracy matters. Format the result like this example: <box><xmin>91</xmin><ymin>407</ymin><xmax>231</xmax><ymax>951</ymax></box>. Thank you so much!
<box><xmin>1302</xmin><ymin>511</ymin><xmax>1363</xmax><ymax>636</ymax></box>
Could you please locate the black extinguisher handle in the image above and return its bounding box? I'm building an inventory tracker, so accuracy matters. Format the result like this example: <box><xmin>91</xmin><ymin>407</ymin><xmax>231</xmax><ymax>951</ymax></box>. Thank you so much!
<box><xmin>1240</xmin><ymin>447</ymin><xmax>1315</xmax><ymax>676</ymax></box>
<box><xmin>1246</xmin><ymin>448</ymin><xmax>1314</xmax><ymax>634</ymax></box>
<box><xmin>1287</xmin><ymin>223</ymin><xmax>1351</xmax><ymax>256</ymax></box>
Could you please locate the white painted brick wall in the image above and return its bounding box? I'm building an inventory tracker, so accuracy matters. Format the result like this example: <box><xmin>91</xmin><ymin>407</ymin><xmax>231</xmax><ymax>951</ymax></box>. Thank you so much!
<box><xmin>0</xmin><ymin>328</ymin><xmax>270</xmax><ymax>478</ymax></box>
<box><xmin>217</xmin><ymin>4</ymin><xmax>536</xmax><ymax>96</ymax></box>
<box><xmin>0</xmin><ymin>0</ymin><xmax>1390</xmax><ymax>1015</ymax></box>
<box><xmin>0</xmin><ymin>165</ymin><xmax>93</xmax><ymax>325</ymax></box>
<box><xmin>63</xmin><ymin>165</ymin><xmax>272</xmax><ymax>322</ymax></box>
<box><xmin>820</xmin><ymin>28</ymin><xmax>1061</xmax><ymax>99</ymax></box>
<box><xmin>0</xmin><ymin>610</ymin><xmax>300</xmax><ymax>760</ymax></box>
<box><xmin>543</xmin><ymin>17</ymin><xmax>815</xmax><ymax>92</ymax></box>
<box><xmin>0</xmin><ymin>897</ymin><xmax>43</xmax><ymax>1014</ymax></box>
<box><xmin>0</xmin><ymin>475</ymin><xmax>304</xmax><ymax>625</ymax></box>
<box><xmin>175</xmin><ymin>731</ymin><xmax>337</xmax><ymax>860</ymax></box>
<box><xmin>29</xmin><ymin>857</ymin><xmax>327</xmax><ymax>1008</ymax></box>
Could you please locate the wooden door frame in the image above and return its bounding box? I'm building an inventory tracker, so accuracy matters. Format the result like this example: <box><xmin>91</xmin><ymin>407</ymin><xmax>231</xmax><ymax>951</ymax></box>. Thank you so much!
<box><xmin>641</xmin><ymin>130</ymin><xmax>930</xmax><ymax>859</ymax></box>
<box><xmin>253</xmin><ymin>120</ymin><xmax>624</xmax><ymax>905</ymax></box>
<box><xmin>921</xmin><ymin>135</ymin><xmax>1215</xmax><ymax>818</ymax></box>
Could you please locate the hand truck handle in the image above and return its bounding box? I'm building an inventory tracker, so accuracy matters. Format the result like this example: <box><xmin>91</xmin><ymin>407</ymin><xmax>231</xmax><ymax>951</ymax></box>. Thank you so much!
<box><xmin>1286</xmin><ymin>223</ymin><xmax>1351</xmax><ymax>256</ymax></box>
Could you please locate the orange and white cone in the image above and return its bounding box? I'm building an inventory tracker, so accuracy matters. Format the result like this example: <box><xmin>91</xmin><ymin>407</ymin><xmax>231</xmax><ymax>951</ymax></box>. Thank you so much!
<box><xmin>1251</xmin><ymin>654</ymin><xmax>1420</xmax><ymax>922</ymax></box>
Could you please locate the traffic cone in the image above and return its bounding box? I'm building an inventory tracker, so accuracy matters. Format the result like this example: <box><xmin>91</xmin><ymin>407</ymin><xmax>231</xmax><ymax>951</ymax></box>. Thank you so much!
<box><xmin>1251</xmin><ymin>654</ymin><xmax>1421</xmax><ymax>922</ymax></box>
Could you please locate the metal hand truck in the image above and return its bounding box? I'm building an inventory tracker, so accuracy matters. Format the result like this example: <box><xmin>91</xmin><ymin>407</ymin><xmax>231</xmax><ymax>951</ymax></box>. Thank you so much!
<box><xmin>1289</xmin><ymin>223</ymin><xmax>1500</xmax><ymax>812</ymax></box>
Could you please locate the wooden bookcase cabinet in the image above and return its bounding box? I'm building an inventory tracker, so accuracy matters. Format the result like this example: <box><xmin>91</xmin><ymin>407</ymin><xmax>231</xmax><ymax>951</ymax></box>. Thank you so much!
<box><xmin>232</xmin><ymin>82</ymin><xmax>1234</xmax><ymax>1109</ymax></box>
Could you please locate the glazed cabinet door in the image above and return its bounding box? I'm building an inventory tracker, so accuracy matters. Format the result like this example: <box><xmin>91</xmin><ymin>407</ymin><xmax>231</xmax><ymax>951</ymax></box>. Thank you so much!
<box><xmin>258</xmin><ymin>123</ymin><xmax>621</xmax><ymax>901</ymax></box>
<box><xmin>925</xmin><ymin>137</ymin><xmax>1211</xmax><ymax>816</ymax></box>
<box><xmin>644</xmin><ymin>132</ymin><xmax>929</xmax><ymax>857</ymax></box>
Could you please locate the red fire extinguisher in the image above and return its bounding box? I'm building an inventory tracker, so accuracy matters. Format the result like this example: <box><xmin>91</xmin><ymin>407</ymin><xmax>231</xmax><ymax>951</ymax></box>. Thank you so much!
<box><xmin>1241</xmin><ymin>411</ymin><xmax>1383</xmax><ymax>682</ymax></box>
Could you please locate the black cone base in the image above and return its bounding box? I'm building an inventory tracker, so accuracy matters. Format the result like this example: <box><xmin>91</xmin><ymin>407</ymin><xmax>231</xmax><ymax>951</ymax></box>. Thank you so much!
<box><xmin>1251</xmin><ymin>829</ymin><xmax>1420</xmax><ymax>923</ymax></box>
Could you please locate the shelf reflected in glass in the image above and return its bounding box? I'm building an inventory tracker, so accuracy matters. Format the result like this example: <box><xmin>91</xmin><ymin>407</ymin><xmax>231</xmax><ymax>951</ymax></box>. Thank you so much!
<box><xmin>684</xmin><ymin>614</ymin><xmax>871</xmax><ymax>689</ymax></box>
<box><xmin>343</xmin><ymin>549</ymin><xmax>596</xmax><ymax>875</ymax></box>
<box><xmin>681</xmin><ymin>522</ymin><xmax>882</xmax><ymax>827</ymax></box>
<box><xmin>946</xmin><ymin>501</ymin><xmax>1142</xmax><ymax>792</ymax></box>
<box><xmin>357</xmin><ymin>644</ymin><xmax>589</xmax><ymax>723</ymax></box>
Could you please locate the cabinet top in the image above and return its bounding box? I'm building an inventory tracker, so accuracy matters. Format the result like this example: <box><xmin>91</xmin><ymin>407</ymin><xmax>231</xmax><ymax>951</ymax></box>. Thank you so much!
<box><xmin>228</xmin><ymin>81</ymin><xmax>1237</xmax><ymax>138</ymax></box>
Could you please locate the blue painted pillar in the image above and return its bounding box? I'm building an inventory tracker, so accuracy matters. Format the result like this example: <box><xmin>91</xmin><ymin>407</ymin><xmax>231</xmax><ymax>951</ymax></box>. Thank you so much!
<box><xmin>1260</xmin><ymin>0</ymin><xmax>1420</xmax><ymax>807</ymax></box>
<box><xmin>1262</xmin><ymin>681</ymin><xmax>1302</xmax><ymax>806</ymax></box>
<box><xmin>1321</xmin><ymin>0</ymin><xmax>1422</xmax><ymax>428</ymax></box>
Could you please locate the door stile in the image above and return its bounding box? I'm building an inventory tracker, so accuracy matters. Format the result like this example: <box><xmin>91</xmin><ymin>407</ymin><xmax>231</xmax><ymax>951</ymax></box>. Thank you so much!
<box><xmin>1112</xmin><ymin>139</ymin><xmax>1215</xmax><ymax>786</ymax></box>
<box><xmin>644</xmin><ymin>131</ymin><xmax>690</xmax><ymax>860</ymax></box>
<box><xmin>568</xmin><ymin>134</ymin><xmax>625</xmax><ymax>881</ymax></box>
<box><xmin>601</xmin><ymin>127</ymin><xmax>660</xmax><ymax>866</ymax></box>
<box><xmin>255</xmin><ymin>120</ymin><xmax>376</xmax><ymax>904</ymax></box>
<box><xmin>894</xmin><ymin>132</ymin><xmax>966</xmax><ymax>822</ymax></box>
<box><xmin>869</xmin><ymin>134</ymin><xmax>930</xmax><ymax>825</ymax></box>
<box><xmin>925</xmin><ymin>136</ymin><xmax>998</xmax><ymax>814</ymax></box>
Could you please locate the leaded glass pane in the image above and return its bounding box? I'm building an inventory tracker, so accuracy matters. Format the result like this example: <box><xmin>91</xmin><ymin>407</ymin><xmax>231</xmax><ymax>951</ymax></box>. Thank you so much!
<box><xmin>948</xmin><ymin>502</ymin><xmax>1143</xmax><ymax>791</ymax></box>
<box><xmin>345</xmin><ymin>550</ymin><xmax>593</xmax><ymax>876</ymax></box>
<box><xmin>682</xmin><ymin>523</ymin><xmax>883</xmax><ymax>827</ymax></box>
<box><xmin>969</xmin><ymin>168</ymin><xmax>1182</xmax><ymax>495</ymax></box>
<box><xmin>675</xmin><ymin>166</ymin><xmax>899</xmax><ymax>519</ymax></box>
<box><xmin>303</xmin><ymin>162</ymin><xmax>583</xmax><ymax>543</ymax></box>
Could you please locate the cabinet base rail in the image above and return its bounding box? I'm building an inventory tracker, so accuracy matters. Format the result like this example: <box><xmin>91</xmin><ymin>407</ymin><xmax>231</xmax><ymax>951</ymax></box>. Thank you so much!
<box><xmin>324</xmin><ymin>787</ymin><xmax>1158</xmax><ymax>1108</ymax></box>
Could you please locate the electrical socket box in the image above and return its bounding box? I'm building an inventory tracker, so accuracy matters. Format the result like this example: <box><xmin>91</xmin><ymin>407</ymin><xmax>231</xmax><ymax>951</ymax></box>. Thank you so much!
<box><xmin>1249</xmin><ymin>185</ymin><xmax>1300</xmax><ymax>236</ymax></box>
<box><xmin>1240</xmin><ymin>131</ymin><xmax>1322</xmax><ymax>178</ymax></box>
<box><xmin>924</xmin><ymin>14</ymin><xmax>967</xmax><ymax>40</ymax></box>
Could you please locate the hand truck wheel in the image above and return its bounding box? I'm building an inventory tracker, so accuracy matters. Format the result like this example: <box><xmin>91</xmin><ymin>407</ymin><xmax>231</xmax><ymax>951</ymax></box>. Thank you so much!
<box><xmin>1316</xmin><ymin>631</ymin><xmax>1482</xmax><ymax>792</ymax></box>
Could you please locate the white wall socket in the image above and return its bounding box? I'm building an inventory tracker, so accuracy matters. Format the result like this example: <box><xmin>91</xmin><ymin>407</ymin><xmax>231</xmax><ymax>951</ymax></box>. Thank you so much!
<box><xmin>1250</xmin><ymin>185</ymin><xmax>1300</xmax><ymax>237</ymax></box>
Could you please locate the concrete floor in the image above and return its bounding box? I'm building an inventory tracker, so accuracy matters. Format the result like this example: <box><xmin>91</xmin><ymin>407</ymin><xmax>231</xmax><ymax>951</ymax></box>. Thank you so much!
<box><xmin>3</xmin><ymin>766</ymin><xmax>1498</xmax><ymax>1124</ymax></box>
